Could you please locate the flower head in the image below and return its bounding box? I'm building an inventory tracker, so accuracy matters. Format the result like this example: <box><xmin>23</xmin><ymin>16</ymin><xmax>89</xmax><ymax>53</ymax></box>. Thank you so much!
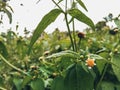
<box><xmin>78</xmin><ymin>32</ymin><xmax>85</xmax><ymax>39</ymax></box>
<box><xmin>86</xmin><ymin>58</ymin><xmax>96</xmax><ymax>69</ymax></box>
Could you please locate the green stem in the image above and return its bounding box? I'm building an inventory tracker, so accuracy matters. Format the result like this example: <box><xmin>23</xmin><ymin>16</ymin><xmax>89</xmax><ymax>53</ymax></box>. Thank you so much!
<box><xmin>64</xmin><ymin>0</ymin><xmax>75</xmax><ymax>51</ymax></box>
<box><xmin>65</xmin><ymin>13</ymin><xmax>75</xmax><ymax>51</ymax></box>
<box><xmin>0</xmin><ymin>54</ymin><xmax>28</xmax><ymax>75</ymax></box>
<box><xmin>65</xmin><ymin>0</ymin><xmax>67</xmax><ymax>11</ymax></box>
<box><xmin>96</xmin><ymin>63</ymin><xmax>109</xmax><ymax>90</ymax></box>
<box><xmin>78</xmin><ymin>38</ymin><xmax>82</xmax><ymax>51</ymax></box>
<box><xmin>72</xmin><ymin>19</ymin><xmax>77</xmax><ymax>52</ymax></box>
<box><xmin>52</xmin><ymin>0</ymin><xmax>75</xmax><ymax>51</ymax></box>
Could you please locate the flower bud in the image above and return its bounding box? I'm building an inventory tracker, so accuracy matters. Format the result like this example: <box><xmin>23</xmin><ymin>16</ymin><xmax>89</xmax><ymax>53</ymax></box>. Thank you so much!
<box><xmin>77</xmin><ymin>32</ymin><xmax>85</xmax><ymax>39</ymax></box>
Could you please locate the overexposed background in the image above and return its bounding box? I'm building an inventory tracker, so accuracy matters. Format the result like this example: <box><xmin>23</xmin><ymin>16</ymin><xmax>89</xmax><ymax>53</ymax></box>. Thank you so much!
<box><xmin>0</xmin><ymin>0</ymin><xmax>120</xmax><ymax>35</ymax></box>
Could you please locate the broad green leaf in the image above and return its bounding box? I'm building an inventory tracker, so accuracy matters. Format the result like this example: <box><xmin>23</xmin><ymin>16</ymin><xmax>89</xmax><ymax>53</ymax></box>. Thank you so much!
<box><xmin>0</xmin><ymin>41</ymin><xmax>8</xmax><ymax>57</ymax></box>
<box><xmin>13</xmin><ymin>78</ymin><xmax>23</xmax><ymax>90</ymax></box>
<box><xmin>96</xmin><ymin>52</ymin><xmax>108</xmax><ymax>74</ymax></box>
<box><xmin>30</xmin><ymin>78</ymin><xmax>45</xmax><ymax>90</ymax></box>
<box><xmin>68</xmin><ymin>9</ymin><xmax>95</xmax><ymax>30</ymax></box>
<box><xmin>96</xmin><ymin>60</ymin><xmax>106</xmax><ymax>74</ymax></box>
<box><xmin>111</xmin><ymin>53</ymin><xmax>120</xmax><ymax>81</ymax></box>
<box><xmin>22</xmin><ymin>76</ymin><xmax>32</xmax><ymax>88</ymax></box>
<box><xmin>51</xmin><ymin>76</ymin><xmax>64</xmax><ymax>90</ymax></box>
<box><xmin>28</xmin><ymin>9</ymin><xmax>62</xmax><ymax>54</ymax></box>
<box><xmin>64</xmin><ymin>63</ymin><xmax>95</xmax><ymax>90</ymax></box>
<box><xmin>114</xmin><ymin>18</ymin><xmax>120</xmax><ymax>29</ymax></box>
<box><xmin>99</xmin><ymin>52</ymin><xmax>109</xmax><ymax>59</ymax></box>
<box><xmin>116</xmin><ymin>84</ymin><xmax>120</xmax><ymax>90</ymax></box>
<box><xmin>76</xmin><ymin>0</ymin><xmax>88</xmax><ymax>11</ymax></box>
<box><xmin>99</xmin><ymin>81</ymin><xmax>115</xmax><ymax>90</ymax></box>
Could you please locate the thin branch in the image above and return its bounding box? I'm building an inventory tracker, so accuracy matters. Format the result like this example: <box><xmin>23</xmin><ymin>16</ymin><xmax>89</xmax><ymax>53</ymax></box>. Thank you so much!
<box><xmin>0</xmin><ymin>54</ymin><xmax>28</xmax><ymax>75</ymax></box>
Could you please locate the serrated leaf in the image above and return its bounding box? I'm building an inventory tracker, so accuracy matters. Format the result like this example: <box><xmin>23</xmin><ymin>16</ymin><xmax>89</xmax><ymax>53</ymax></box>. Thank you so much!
<box><xmin>68</xmin><ymin>9</ymin><xmax>95</xmax><ymax>30</ymax></box>
<box><xmin>76</xmin><ymin>0</ymin><xmax>88</xmax><ymax>11</ymax></box>
<box><xmin>51</xmin><ymin>76</ymin><xmax>64</xmax><ymax>90</ymax></box>
<box><xmin>28</xmin><ymin>9</ymin><xmax>62</xmax><ymax>54</ymax></box>
<box><xmin>111</xmin><ymin>53</ymin><xmax>120</xmax><ymax>81</ymax></box>
<box><xmin>30</xmin><ymin>78</ymin><xmax>45</xmax><ymax>90</ymax></box>
<box><xmin>64</xmin><ymin>64</ymin><xmax>95</xmax><ymax>90</ymax></box>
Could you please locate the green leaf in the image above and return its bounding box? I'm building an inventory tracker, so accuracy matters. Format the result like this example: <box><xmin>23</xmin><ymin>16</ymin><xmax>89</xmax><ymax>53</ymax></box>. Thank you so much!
<box><xmin>115</xmin><ymin>84</ymin><xmax>120</xmax><ymax>90</ymax></box>
<box><xmin>13</xmin><ymin>78</ymin><xmax>23</xmax><ymax>90</ymax></box>
<box><xmin>76</xmin><ymin>0</ymin><xmax>88</xmax><ymax>11</ymax></box>
<box><xmin>22</xmin><ymin>76</ymin><xmax>32</xmax><ymax>88</ymax></box>
<box><xmin>114</xmin><ymin>18</ymin><xmax>120</xmax><ymax>29</ymax></box>
<box><xmin>99</xmin><ymin>81</ymin><xmax>115</xmax><ymax>90</ymax></box>
<box><xmin>46</xmin><ymin>50</ymin><xmax>80</xmax><ymax>59</ymax></box>
<box><xmin>28</xmin><ymin>9</ymin><xmax>62</xmax><ymax>54</ymax></box>
<box><xmin>96</xmin><ymin>52</ymin><xmax>108</xmax><ymax>74</ymax></box>
<box><xmin>51</xmin><ymin>76</ymin><xmax>64</xmax><ymax>90</ymax></box>
<box><xmin>64</xmin><ymin>63</ymin><xmax>95</xmax><ymax>90</ymax></box>
<box><xmin>111</xmin><ymin>53</ymin><xmax>120</xmax><ymax>81</ymax></box>
<box><xmin>30</xmin><ymin>78</ymin><xmax>45</xmax><ymax>90</ymax></box>
<box><xmin>96</xmin><ymin>60</ymin><xmax>106</xmax><ymax>74</ymax></box>
<box><xmin>0</xmin><ymin>41</ymin><xmax>8</xmax><ymax>57</ymax></box>
<box><xmin>90</xmin><ymin>54</ymin><xmax>104</xmax><ymax>60</ymax></box>
<box><xmin>68</xmin><ymin>9</ymin><xmax>95</xmax><ymax>30</ymax></box>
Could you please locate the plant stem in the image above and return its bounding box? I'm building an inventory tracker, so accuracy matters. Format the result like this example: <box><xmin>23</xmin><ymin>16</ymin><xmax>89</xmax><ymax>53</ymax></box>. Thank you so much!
<box><xmin>0</xmin><ymin>54</ymin><xmax>28</xmax><ymax>75</ymax></box>
<box><xmin>65</xmin><ymin>13</ymin><xmax>75</xmax><ymax>51</ymax></box>
<box><xmin>65</xmin><ymin>0</ymin><xmax>67</xmax><ymax>11</ymax></box>
<box><xmin>96</xmin><ymin>63</ymin><xmax>109</xmax><ymax>90</ymax></box>
<box><xmin>78</xmin><ymin>38</ymin><xmax>82</xmax><ymax>50</ymax></box>
<box><xmin>52</xmin><ymin>0</ymin><xmax>75</xmax><ymax>51</ymax></box>
<box><xmin>72</xmin><ymin>19</ymin><xmax>77</xmax><ymax>52</ymax></box>
<box><xmin>64</xmin><ymin>0</ymin><xmax>75</xmax><ymax>51</ymax></box>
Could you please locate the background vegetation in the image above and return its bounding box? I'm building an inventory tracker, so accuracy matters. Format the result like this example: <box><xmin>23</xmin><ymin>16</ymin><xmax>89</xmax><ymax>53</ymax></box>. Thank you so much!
<box><xmin>0</xmin><ymin>0</ymin><xmax>120</xmax><ymax>90</ymax></box>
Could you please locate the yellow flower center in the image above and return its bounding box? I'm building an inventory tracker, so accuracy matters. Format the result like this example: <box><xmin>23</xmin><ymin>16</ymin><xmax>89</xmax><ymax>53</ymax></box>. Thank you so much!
<box><xmin>86</xmin><ymin>58</ymin><xmax>95</xmax><ymax>67</ymax></box>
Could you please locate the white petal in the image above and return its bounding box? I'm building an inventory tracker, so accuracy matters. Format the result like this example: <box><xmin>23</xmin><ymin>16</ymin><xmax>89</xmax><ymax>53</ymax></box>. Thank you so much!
<box><xmin>88</xmin><ymin>67</ymin><xmax>92</xmax><ymax>69</ymax></box>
